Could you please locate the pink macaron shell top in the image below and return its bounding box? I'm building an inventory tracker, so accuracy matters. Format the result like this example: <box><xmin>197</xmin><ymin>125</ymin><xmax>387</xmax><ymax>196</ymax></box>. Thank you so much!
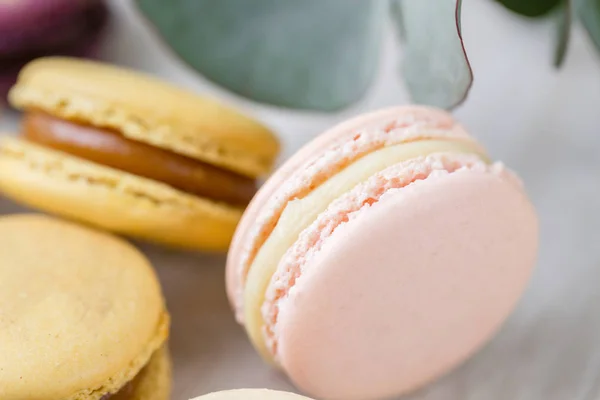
<box><xmin>262</xmin><ymin>153</ymin><xmax>502</xmax><ymax>356</ymax></box>
<box><xmin>226</xmin><ymin>106</ymin><xmax>476</xmax><ymax>321</ymax></box>
<box><xmin>272</xmin><ymin>168</ymin><xmax>538</xmax><ymax>400</ymax></box>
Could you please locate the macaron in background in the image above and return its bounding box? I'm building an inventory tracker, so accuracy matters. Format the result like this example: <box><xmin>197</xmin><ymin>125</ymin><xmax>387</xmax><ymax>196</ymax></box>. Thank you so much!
<box><xmin>0</xmin><ymin>0</ymin><xmax>108</xmax><ymax>100</ymax></box>
<box><xmin>0</xmin><ymin>57</ymin><xmax>280</xmax><ymax>251</ymax></box>
<box><xmin>191</xmin><ymin>389</ymin><xmax>313</xmax><ymax>400</ymax></box>
<box><xmin>226</xmin><ymin>106</ymin><xmax>538</xmax><ymax>400</ymax></box>
<box><xmin>0</xmin><ymin>214</ymin><xmax>170</xmax><ymax>400</ymax></box>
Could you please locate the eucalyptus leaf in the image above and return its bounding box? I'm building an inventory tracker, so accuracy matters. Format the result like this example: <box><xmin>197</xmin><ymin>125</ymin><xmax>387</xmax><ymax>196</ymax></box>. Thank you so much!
<box><xmin>577</xmin><ymin>0</ymin><xmax>600</xmax><ymax>53</ymax></box>
<box><xmin>554</xmin><ymin>0</ymin><xmax>572</xmax><ymax>67</ymax></box>
<box><xmin>495</xmin><ymin>0</ymin><xmax>562</xmax><ymax>17</ymax></box>
<box><xmin>392</xmin><ymin>0</ymin><xmax>473</xmax><ymax>109</ymax></box>
<box><xmin>135</xmin><ymin>0</ymin><xmax>388</xmax><ymax>111</ymax></box>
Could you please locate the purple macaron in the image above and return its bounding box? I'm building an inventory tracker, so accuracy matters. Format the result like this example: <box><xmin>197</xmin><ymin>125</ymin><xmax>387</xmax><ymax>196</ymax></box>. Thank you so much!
<box><xmin>0</xmin><ymin>0</ymin><xmax>109</xmax><ymax>101</ymax></box>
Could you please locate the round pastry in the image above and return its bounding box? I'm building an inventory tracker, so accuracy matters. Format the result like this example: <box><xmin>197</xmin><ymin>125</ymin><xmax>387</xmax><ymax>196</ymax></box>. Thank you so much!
<box><xmin>0</xmin><ymin>57</ymin><xmax>280</xmax><ymax>250</ymax></box>
<box><xmin>226</xmin><ymin>106</ymin><xmax>538</xmax><ymax>400</ymax></box>
<box><xmin>192</xmin><ymin>389</ymin><xmax>313</xmax><ymax>400</ymax></box>
<box><xmin>0</xmin><ymin>0</ymin><xmax>108</xmax><ymax>100</ymax></box>
<box><xmin>0</xmin><ymin>214</ymin><xmax>170</xmax><ymax>400</ymax></box>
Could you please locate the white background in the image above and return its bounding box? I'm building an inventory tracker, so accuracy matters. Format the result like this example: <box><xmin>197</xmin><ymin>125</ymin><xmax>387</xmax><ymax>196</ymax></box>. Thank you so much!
<box><xmin>2</xmin><ymin>0</ymin><xmax>600</xmax><ymax>399</ymax></box>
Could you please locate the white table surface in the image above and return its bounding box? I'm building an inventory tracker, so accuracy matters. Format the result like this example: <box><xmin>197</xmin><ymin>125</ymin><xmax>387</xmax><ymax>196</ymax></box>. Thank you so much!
<box><xmin>2</xmin><ymin>1</ymin><xmax>600</xmax><ymax>399</ymax></box>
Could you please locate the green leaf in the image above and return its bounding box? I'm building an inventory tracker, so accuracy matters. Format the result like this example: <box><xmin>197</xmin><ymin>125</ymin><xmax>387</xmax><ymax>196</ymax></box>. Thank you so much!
<box><xmin>576</xmin><ymin>0</ymin><xmax>600</xmax><ymax>53</ymax></box>
<box><xmin>392</xmin><ymin>0</ymin><xmax>473</xmax><ymax>110</ymax></box>
<box><xmin>495</xmin><ymin>0</ymin><xmax>562</xmax><ymax>17</ymax></box>
<box><xmin>135</xmin><ymin>0</ymin><xmax>388</xmax><ymax>112</ymax></box>
<box><xmin>554</xmin><ymin>0</ymin><xmax>572</xmax><ymax>68</ymax></box>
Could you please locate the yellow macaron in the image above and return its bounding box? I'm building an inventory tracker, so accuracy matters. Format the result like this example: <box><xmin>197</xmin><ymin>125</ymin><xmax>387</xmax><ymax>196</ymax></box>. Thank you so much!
<box><xmin>0</xmin><ymin>214</ymin><xmax>170</xmax><ymax>400</ymax></box>
<box><xmin>0</xmin><ymin>57</ymin><xmax>280</xmax><ymax>251</ymax></box>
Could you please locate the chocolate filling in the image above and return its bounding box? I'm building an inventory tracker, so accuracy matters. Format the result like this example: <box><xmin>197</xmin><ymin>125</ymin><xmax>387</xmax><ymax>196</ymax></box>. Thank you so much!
<box><xmin>22</xmin><ymin>112</ymin><xmax>256</xmax><ymax>206</ymax></box>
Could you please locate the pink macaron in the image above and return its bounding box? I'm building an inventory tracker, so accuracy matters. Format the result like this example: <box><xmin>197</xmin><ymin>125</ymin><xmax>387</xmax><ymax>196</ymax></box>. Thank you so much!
<box><xmin>226</xmin><ymin>106</ymin><xmax>538</xmax><ymax>400</ymax></box>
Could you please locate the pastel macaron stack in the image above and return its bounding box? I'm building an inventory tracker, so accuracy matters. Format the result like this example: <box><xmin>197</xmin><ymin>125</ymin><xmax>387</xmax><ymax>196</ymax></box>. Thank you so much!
<box><xmin>0</xmin><ymin>0</ymin><xmax>108</xmax><ymax>99</ymax></box>
<box><xmin>0</xmin><ymin>57</ymin><xmax>279</xmax><ymax>250</ymax></box>
<box><xmin>0</xmin><ymin>214</ymin><xmax>170</xmax><ymax>400</ymax></box>
<box><xmin>227</xmin><ymin>106</ymin><xmax>538</xmax><ymax>399</ymax></box>
<box><xmin>192</xmin><ymin>390</ymin><xmax>313</xmax><ymax>400</ymax></box>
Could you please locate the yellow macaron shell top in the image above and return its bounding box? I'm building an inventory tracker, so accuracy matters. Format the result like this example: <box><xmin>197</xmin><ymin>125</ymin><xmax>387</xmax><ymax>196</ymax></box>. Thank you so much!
<box><xmin>9</xmin><ymin>57</ymin><xmax>280</xmax><ymax>178</ymax></box>
<box><xmin>0</xmin><ymin>215</ymin><xmax>169</xmax><ymax>400</ymax></box>
<box><xmin>243</xmin><ymin>139</ymin><xmax>488</xmax><ymax>361</ymax></box>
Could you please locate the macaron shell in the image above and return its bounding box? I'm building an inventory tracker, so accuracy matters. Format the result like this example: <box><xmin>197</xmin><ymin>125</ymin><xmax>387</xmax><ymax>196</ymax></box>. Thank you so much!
<box><xmin>0</xmin><ymin>137</ymin><xmax>242</xmax><ymax>250</ymax></box>
<box><xmin>192</xmin><ymin>389</ymin><xmax>313</xmax><ymax>400</ymax></box>
<box><xmin>0</xmin><ymin>214</ymin><xmax>169</xmax><ymax>400</ymax></box>
<box><xmin>243</xmin><ymin>143</ymin><xmax>487</xmax><ymax>360</ymax></box>
<box><xmin>9</xmin><ymin>57</ymin><xmax>279</xmax><ymax>177</ymax></box>
<box><xmin>275</xmin><ymin>170</ymin><xmax>538</xmax><ymax>400</ymax></box>
<box><xmin>226</xmin><ymin>105</ymin><xmax>470</xmax><ymax>315</ymax></box>
<box><xmin>113</xmin><ymin>346</ymin><xmax>172</xmax><ymax>400</ymax></box>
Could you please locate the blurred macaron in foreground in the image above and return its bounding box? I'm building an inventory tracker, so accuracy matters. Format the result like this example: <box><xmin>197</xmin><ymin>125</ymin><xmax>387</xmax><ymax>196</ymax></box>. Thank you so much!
<box><xmin>0</xmin><ymin>0</ymin><xmax>108</xmax><ymax>101</ymax></box>
<box><xmin>191</xmin><ymin>389</ymin><xmax>313</xmax><ymax>400</ymax></box>
<box><xmin>0</xmin><ymin>214</ymin><xmax>171</xmax><ymax>400</ymax></box>
<box><xmin>0</xmin><ymin>57</ymin><xmax>280</xmax><ymax>251</ymax></box>
<box><xmin>227</xmin><ymin>106</ymin><xmax>538</xmax><ymax>400</ymax></box>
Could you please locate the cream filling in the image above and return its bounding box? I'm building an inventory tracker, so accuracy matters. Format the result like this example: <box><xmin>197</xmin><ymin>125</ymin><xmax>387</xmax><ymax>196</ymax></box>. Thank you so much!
<box><xmin>243</xmin><ymin>139</ymin><xmax>488</xmax><ymax>361</ymax></box>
